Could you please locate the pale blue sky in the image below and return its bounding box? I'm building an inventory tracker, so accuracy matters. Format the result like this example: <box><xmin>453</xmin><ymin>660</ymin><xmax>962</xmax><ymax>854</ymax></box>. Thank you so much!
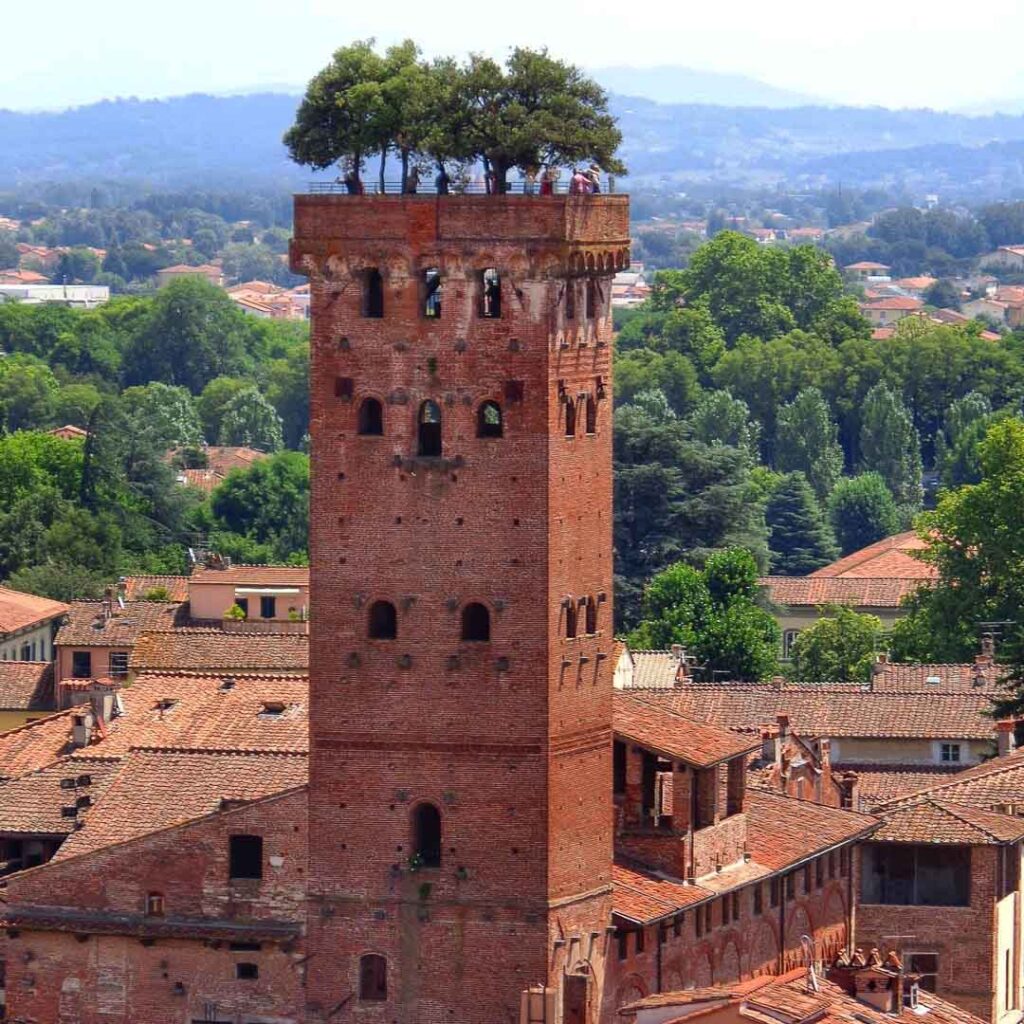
<box><xmin>4</xmin><ymin>0</ymin><xmax>1023</xmax><ymax>112</ymax></box>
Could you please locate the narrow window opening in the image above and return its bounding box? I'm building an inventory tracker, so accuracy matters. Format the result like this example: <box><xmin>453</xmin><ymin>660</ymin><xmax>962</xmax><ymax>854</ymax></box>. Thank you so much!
<box><xmin>412</xmin><ymin>803</ymin><xmax>442</xmax><ymax>868</ymax></box>
<box><xmin>236</xmin><ymin>962</ymin><xmax>259</xmax><ymax>981</ymax></box>
<box><xmin>565</xmin><ymin>281</ymin><xmax>576</xmax><ymax>319</ymax></box>
<box><xmin>335</xmin><ymin>376</ymin><xmax>354</xmax><ymax>399</ymax></box>
<box><xmin>586</xmin><ymin>277</ymin><xmax>598</xmax><ymax>319</ymax></box>
<box><xmin>417</xmin><ymin>400</ymin><xmax>442</xmax><ymax>457</ymax></box>
<box><xmin>565</xmin><ymin>603</ymin><xmax>578</xmax><ymax>639</ymax></box>
<box><xmin>585</xmin><ymin>597</ymin><xmax>597</xmax><ymax>635</ymax></box>
<box><xmin>358</xmin><ymin>397</ymin><xmax>384</xmax><ymax>436</ymax></box>
<box><xmin>477</xmin><ymin>401</ymin><xmax>503</xmax><ymax>438</ymax></box>
<box><xmin>364</xmin><ymin>268</ymin><xmax>384</xmax><ymax>318</ymax></box>
<box><xmin>359</xmin><ymin>953</ymin><xmax>388</xmax><ymax>1001</ymax></box>
<box><xmin>461</xmin><ymin>603</ymin><xmax>490</xmax><ymax>642</ymax></box>
<box><xmin>585</xmin><ymin>395</ymin><xmax>597</xmax><ymax>434</ymax></box>
<box><xmin>146</xmin><ymin>892</ymin><xmax>165</xmax><ymax>916</ymax></box>
<box><xmin>72</xmin><ymin>651</ymin><xmax>92</xmax><ymax>679</ymax></box>
<box><xmin>564</xmin><ymin>399</ymin><xmax>577</xmax><ymax>438</ymax></box>
<box><xmin>228</xmin><ymin>835</ymin><xmax>263</xmax><ymax>880</ymax></box>
<box><xmin>479</xmin><ymin>268</ymin><xmax>501</xmax><ymax>318</ymax></box>
<box><xmin>368</xmin><ymin>601</ymin><xmax>397</xmax><ymax>640</ymax></box>
<box><xmin>423</xmin><ymin>268</ymin><xmax>442</xmax><ymax>318</ymax></box>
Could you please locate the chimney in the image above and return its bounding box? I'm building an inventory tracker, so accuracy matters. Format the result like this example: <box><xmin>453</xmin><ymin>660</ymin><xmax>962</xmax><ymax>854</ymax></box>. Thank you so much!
<box><xmin>996</xmin><ymin>720</ymin><xmax>1017</xmax><ymax>757</ymax></box>
<box><xmin>776</xmin><ymin>713</ymin><xmax>790</xmax><ymax>739</ymax></box>
<box><xmin>101</xmin><ymin>585</ymin><xmax>114</xmax><ymax>622</ymax></box>
<box><xmin>770</xmin><ymin>675</ymin><xmax>785</xmax><ymax>691</ymax></box>
<box><xmin>670</xmin><ymin>644</ymin><xmax>688</xmax><ymax>684</ymax></box>
<box><xmin>70</xmin><ymin>708</ymin><xmax>94</xmax><ymax>749</ymax></box>
<box><xmin>981</xmin><ymin>632</ymin><xmax>996</xmax><ymax>659</ymax></box>
<box><xmin>819</xmin><ymin>737</ymin><xmax>832</xmax><ymax>769</ymax></box>
<box><xmin>760</xmin><ymin>724</ymin><xmax>779</xmax><ymax>763</ymax></box>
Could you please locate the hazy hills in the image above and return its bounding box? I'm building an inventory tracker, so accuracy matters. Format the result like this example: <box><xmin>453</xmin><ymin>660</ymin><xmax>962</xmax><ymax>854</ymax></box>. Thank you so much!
<box><xmin>5</xmin><ymin>90</ymin><xmax>1024</xmax><ymax>198</ymax></box>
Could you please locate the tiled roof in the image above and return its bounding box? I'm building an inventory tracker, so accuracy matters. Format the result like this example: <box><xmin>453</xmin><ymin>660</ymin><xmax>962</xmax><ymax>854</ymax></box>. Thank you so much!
<box><xmin>0</xmin><ymin>757</ymin><xmax>120</xmax><ymax>836</ymax></box>
<box><xmin>120</xmin><ymin>575</ymin><xmax>190</xmax><ymax>603</ymax></box>
<box><xmin>845</xmin><ymin>261</ymin><xmax>891</xmax><ymax>270</ymax></box>
<box><xmin>612</xmin><ymin>861</ymin><xmax>713</xmax><ymax>924</ymax></box>
<box><xmin>744</xmin><ymin>790</ymin><xmax>878</xmax><ymax>870</ymax></box>
<box><xmin>203</xmin><ymin>446</ymin><xmax>269</xmax><ymax>476</ymax></box>
<box><xmin>614</xmin><ymin>693</ymin><xmax>757</xmax><ymax>767</ymax></box>
<box><xmin>0</xmin><ymin>662</ymin><xmax>54</xmax><ymax>711</ymax></box>
<box><xmin>189</xmin><ymin>564</ymin><xmax>309</xmax><ymax>587</ymax></box>
<box><xmin>863</xmin><ymin>297</ymin><xmax>923</xmax><ymax>311</ymax></box>
<box><xmin>625</xmin><ymin>685</ymin><xmax>996</xmax><ymax>739</ymax></box>
<box><xmin>177</xmin><ymin>467</ymin><xmax>221</xmax><ymax>493</ymax></box>
<box><xmin>0</xmin><ymin>673</ymin><xmax>309</xmax><ymax>780</ymax></box>
<box><xmin>53</xmin><ymin>749</ymin><xmax>307</xmax><ymax>861</ymax></box>
<box><xmin>810</xmin><ymin>532</ymin><xmax>935</xmax><ymax>580</ymax></box>
<box><xmin>761</xmin><ymin>576</ymin><xmax>926</xmax><ymax>608</ymax></box>
<box><xmin>130</xmin><ymin>630</ymin><xmax>308</xmax><ymax>674</ymax></box>
<box><xmin>625</xmin><ymin>968</ymin><xmax>987</xmax><ymax>1024</ymax></box>
<box><xmin>837</xmin><ymin>763</ymin><xmax>966</xmax><ymax>809</ymax></box>
<box><xmin>870</xmin><ymin>795</ymin><xmax>1024</xmax><ymax>845</ymax></box>
<box><xmin>55</xmin><ymin>601</ymin><xmax>187</xmax><ymax>647</ymax></box>
<box><xmin>0</xmin><ymin>586</ymin><xmax>69</xmax><ymax>635</ymax></box>
<box><xmin>871</xmin><ymin>662</ymin><xmax>1004</xmax><ymax>692</ymax></box>
<box><xmin>894</xmin><ymin>276</ymin><xmax>937</xmax><ymax>289</ymax></box>
<box><xmin>628</xmin><ymin>650</ymin><xmax>683</xmax><ymax>688</ymax></box>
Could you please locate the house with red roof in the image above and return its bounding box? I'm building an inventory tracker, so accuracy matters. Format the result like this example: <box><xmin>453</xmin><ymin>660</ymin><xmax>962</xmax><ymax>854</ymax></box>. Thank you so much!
<box><xmin>0</xmin><ymin>586</ymin><xmax>68</xmax><ymax>671</ymax></box>
<box><xmin>860</xmin><ymin>295</ymin><xmax>924</xmax><ymax>327</ymax></box>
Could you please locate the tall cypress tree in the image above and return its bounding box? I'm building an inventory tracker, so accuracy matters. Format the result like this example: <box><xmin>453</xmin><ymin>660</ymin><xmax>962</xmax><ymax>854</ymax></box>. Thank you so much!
<box><xmin>859</xmin><ymin>383</ymin><xmax>923</xmax><ymax>511</ymax></box>
<box><xmin>766</xmin><ymin>472</ymin><xmax>839</xmax><ymax>575</ymax></box>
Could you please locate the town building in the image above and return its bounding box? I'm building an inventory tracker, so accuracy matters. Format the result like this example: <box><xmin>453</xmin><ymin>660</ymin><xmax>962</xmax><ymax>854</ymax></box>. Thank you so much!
<box><xmin>0</xmin><ymin>586</ymin><xmax>68</xmax><ymax>666</ymax></box>
<box><xmin>860</xmin><ymin>295</ymin><xmax>924</xmax><ymax>327</ymax></box>
<box><xmin>844</xmin><ymin>262</ymin><xmax>892</xmax><ymax>283</ymax></box>
<box><xmin>0</xmin><ymin>662</ymin><xmax>55</xmax><ymax>732</ymax></box>
<box><xmin>154</xmin><ymin>263</ymin><xmax>225</xmax><ymax>288</ymax></box>
<box><xmin>982</xmin><ymin>245</ymin><xmax>1024</xmax><ymax>273</ymax></box>
<box><xmin>188</xmin><ymin>562</ymin><xmax>309</xmax><ymax>626</ymax></box>
<box><xmin>0</xmin><ymin>283</ymin><xmax>110</xmax><ymax>307</ymax></box>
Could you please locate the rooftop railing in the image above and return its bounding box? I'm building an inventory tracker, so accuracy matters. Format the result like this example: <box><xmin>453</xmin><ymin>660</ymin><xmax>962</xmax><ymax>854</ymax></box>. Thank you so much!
<box><xmin>307</xmin><ymin>178</ymin><xmax>619</xmax><ymax>196</ymax></box>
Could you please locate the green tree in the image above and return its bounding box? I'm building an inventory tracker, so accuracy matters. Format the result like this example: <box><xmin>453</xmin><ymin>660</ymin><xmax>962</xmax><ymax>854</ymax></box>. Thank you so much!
<box><xmin>923</xmin><ymin>278</ymin><xmax>961</xmax><ymax>310</ymax></box>
<box><xmin>859</xmin><ymin>382</ymin><xmax>923</xmax><ymax>512</ymax></box>
<box><xmin>934</xmin><ymin>392</ymin><xmax>998</xmax><ymax>488</ymax></box>
<box><xmin>217</xmin><ymin>387</ymin><xmax>284</xmax><ymax>451</ymax></box>
<box><xmin>122</xmin><ymin>278</ymin><xmax>258</xmax><ymax>393</ymax></box>
<box><xmin>614</xmin><ymin>348</ymin><xmax>699</xmax><ymax>414</ymax></box>
<box><xmin>0</xmin><ymin>355</ymin><xmax>59</xmax><ymax>432</ymax></box>
<box><xmin>628</xmin><ymin>548</ymin><xmax>778</xmax><ymax>681</ymax></box>
<box><xmin>686</xmin><ymin>389</ymin><xmax>760</xmax><ymax>462</ymax></box>
<box><xmin>827</xmin><ymin>473</ymin><xmax>899</xmax><ymax>555</ymax></box>
<box><xmin>765</xmin><ymin>472</ymin><xmax>838</xmax><ymax>575</ymax></box>
<box><xmin>264</xmin><ymin>344</ymin><xmax>310</xmax><ymax>449</ymax></box>
<box><xmin>221</xmin><ymin>243</ymin><xmax>277</xmax><ymax>284</ymax></box>
<box><xmin>55</xmin><ymin>248</ymin><xmax>100</xmax><ymax>284</ymax></box>
<box><xmin>788</xmin><ymin>605</ymin><xmax>882</xmax><ymax>683</ymax></box>
<box><xmin>615</xmin><ymin>301</ymin><xmax>726</xmax><ymax>384</ymax></box>
<box><xmin>0</xmin><ymin>233</ymin><xmax>17</xmax><ymax>269</ymax></box>
<box><xmin>121</xmin><ymin>383</ymin><xmax>203</xmax><ymax>449</ymax></box>
<box><xmin>198</xmin><ymin>376</ymin><xmax>251</xmax><ymax>443</ymax></box>
<box><xmin>775</xmin><ymin>387</ymin><xmax>844</xmax><ymax>501</ymax></box>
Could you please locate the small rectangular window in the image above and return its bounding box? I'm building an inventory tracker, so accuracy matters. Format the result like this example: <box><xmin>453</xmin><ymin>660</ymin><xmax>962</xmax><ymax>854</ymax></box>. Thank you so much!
<box><xmin>72</xmin><ymin>651</ymin><xmax>92</xmax><ymax>679</ymax></box>
<box><xmin>696</xmin><ymin>906</ymin><xmax>705</xmax><ymax>937</ymax></box>
<box><xmin>816</xmin><ymin>857</ymin><xmax>824</xmax><ymax>889</ymax></box>
<box><xmin>941</xmin><ymin>743</ymin><xmax>962</xmax><ymax>763</ymax></box>
<box><xmin>108</xmin><ymin>652</ymin><xmax>129</xmax><ymax>679</ymax></box>
<box><xmin>423</xmin><ymin>268</ymin><xmax>442</xmax><ymax>318</ymax></box>
<box><xmin>504</xmin><ymin>379</ymin><xmax>525</xmax><ymax>403</ymax></box>
<box><xmin>732</xmin><ymin>892</ymin><xmax>740</xmax><ymax>921</ymax></box>
<box><xmin>635</xmin><ymin>928</ymin><xmax>645</xmax><ymax>954</ymax></box>
<box><xmin>335</xmin><ymin>376</ymin><xmax>354</xmax><ymax>399</ymax></box>
<box><xmin>829</xmin><ymin>851</ymin><xmax>837</xmax><ymax>878</ymax></box>
<box><xmin>770</xmin><ymin>877</ymin><xmax>780</xmax><ymax>907</ymax></box>
<box><xmin>613</xmin><ymin>740</ymin><xmax>627</xmax><ymax>795</ymax></box>
<box><xmin>236</xmin><ymin>962</ymin><xmax>259</xmax><ymax>980</ymax></box>
<box><xmin>617</xmin><ymin>929</ymin><xmax>628</xmax><ymax>960</ymax></box>
<box><xmin>229</xmin><ymin>834</ymin><xmax>263</xmax><ymax>880</ymax></box>
<box><xmin>785</xmin><ymin>874</ymin><xmax>795</xmax><ymax>901</ymax></box>
<box><xmin>673</xmin><ymin>914</ymin><xmax>682</xmax><ymax>937</ymax></box>
<box><xmin>753</xmin><ymin>884</ymin><xmax>763</xmax><ymax>916</ymax></box>
<box><xmin>260</xmin><ymin>596</ymin><xmax>276</xmax><ymax>619</ymax></box>
<box><xmin>234</xmin><ymin>597</ymin><xmax>249</xmax><ymax>618</ymax></box>
<box><xmin>909</xmin><ymin>952</ymin><xmax>939</xmax><ymax>993</ymax></box>
<box><xmin>803</xmin><ymin>863</ymin><xmax>812</xmax><ymax>894</ymax></box>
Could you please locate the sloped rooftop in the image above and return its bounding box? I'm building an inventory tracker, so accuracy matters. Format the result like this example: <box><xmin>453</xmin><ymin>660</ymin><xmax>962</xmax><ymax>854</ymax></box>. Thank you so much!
<box><xmin>0</xmin><ymin>586</ymin><xmax>68</xmax><ymax>635</ymax></box>
<box><xmin>130</xmin><ymin>630</ymin><xmax>308</xmax><ymax>674</ymax></box>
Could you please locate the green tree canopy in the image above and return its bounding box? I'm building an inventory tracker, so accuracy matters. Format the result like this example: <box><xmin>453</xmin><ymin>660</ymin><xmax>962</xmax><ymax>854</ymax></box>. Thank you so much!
<box><xmin>788</xmin><ymin>605</ymin><xmax>882</xmax><ymax>683</ymax></box>
<box><xmin>685</xmin><ymin>389</ymin><xmax>760</xmax><ymax>463</ymax></box>
<box><xmin>859</xmin><ymin>382</ymin><xmax>923</xmax><ymax>512</ymax></box>
<box><xmin>217</xmin><ymin>387</ymin><xmax>284</xmax><ymax>451</ymax></box>
<box><xmin>827</xmin><ymin>473</ymin><xmax>899</xmax><ymax>556</ymax></box>
<box><xmin>775</xmin><ymin>387</ymin><xmax>844</xmax><ymax>501</ymax></box>
<box><xmin>765</xmin><ymin>472</ymin><xmax>839</xmax><ymax>575</ymax></box>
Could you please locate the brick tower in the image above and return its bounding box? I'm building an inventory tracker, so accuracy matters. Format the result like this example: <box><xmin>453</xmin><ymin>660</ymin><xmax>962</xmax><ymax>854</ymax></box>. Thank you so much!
<box><xmin>291</xmin><ymin>192</ymin><xmax>630</xmax><ymax>1023</ymax></box>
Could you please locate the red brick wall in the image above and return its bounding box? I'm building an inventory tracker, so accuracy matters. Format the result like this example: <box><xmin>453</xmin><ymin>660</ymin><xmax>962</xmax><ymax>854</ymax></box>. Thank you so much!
<box><xmin>294</xmin><ymin>194</ymin><xmax>629</xmax><ymax>1024</ymax></box>
<box><xmin>3</xmin><ymin>788</ymin><xmax>307</xmax><ymax>1023</ymax></box>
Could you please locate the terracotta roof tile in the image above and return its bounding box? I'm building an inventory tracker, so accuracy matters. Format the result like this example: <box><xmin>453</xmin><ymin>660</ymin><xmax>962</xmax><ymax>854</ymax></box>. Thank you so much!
<box><xmin>863</xmin><ymin>296</ymin><xmax>924</xmax><ymax>311</ymax></box>
<box><xmin>761</xmin><ymin>576</ymin><xmax>926</xmax><ymax>608</ymax></box>
<box><xmin>612</xmin><ymin>861</ymin><xmax>713</xmax><ymax>923</ymax></box>
<box><xmin>871</xmin><ymin>662</ymin><xmax>1004</xmax><ymax>693</ymax></box>
<box><xmin>630</xmin><ymin>684</ymin><xmax>995</xmax><ymax>739</ymax></box>
<box><xmin>0</xmin><ymin>757</ymin><xmax>119</xmax><ymax>836</ymax></box>
<box><xmin>810</xmin><ymin>532</ymin><xmax>935</xmax><ymax>580</ymax></box>
<box><xmin>836</xmin><ymin>763</ymin><xmax>966</xmax><ymax>809</ymax></box>
<box><xmin>0</xmin><ymin>710</ymin><xmax>80</xmax><ymax>779</ymax></box>
<box><xmin>203</xmin><ymin>446</ymin><xmax>269</xmax><ymax>476</ymax></box>
<box><xmin>53</xmin><ymin>749</ymin><xmax>307</xmax><ymax>861</ymax></box>
<box><xmin>120</xmin><ymin>576</ymin><xmax>189</xmax><ymax>603</ymax></box>
<box><xmin>614</xmin><ymin>693</ymin><xmax>757</xmax><ymax>767</ymax></box>
<box><xmin>629</xmin><ymin>650</ymin><xmax>683</xmax><ymax>688</ymax></box>
<box><xmin>55</xmin><ymin>601</ymin><xmax>187</xmax><ymax>647</ymax></box>
<box><xmin>130</xmin><ymin>630</ymin><xmax>308</xmax><ymax>674</ymax></box>
<box><xmin>0</xmin><ymin>587</ymin><xmax>68</xmax><ymax>635</ymax></box>
<box><xmin>0</xmin><ymin>662</ymin><xmax>54</xmax><ymax>710</ymax></box>
<box><xmin>189</xmin><ymin>564</ymin><xmax>309</xmax><ymax>587</ymax></box>
<box><xmin>870</xmin><ymin>795</ymin><xmax>1024</xmax><ymax>844</ymax></box>
<box><xmin>744</xmin><ymin>790</ymin><xmax>878</xmax><ymax>870</ymax></box>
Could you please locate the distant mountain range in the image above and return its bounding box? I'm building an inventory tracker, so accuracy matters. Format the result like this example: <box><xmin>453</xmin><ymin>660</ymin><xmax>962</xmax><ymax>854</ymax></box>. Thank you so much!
<box><xmin>5</xmin><ymin>89</ymin><xmax>1024</xmax><ymax>198</ymax></box>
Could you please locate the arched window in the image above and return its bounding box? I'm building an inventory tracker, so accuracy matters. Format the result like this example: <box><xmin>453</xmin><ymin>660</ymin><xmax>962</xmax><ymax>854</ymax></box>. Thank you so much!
<box><xmin>412</xmin><ymin>803</ymin><xmax>442</xmax><ymax>868</ymax></box>
<box><xmin>423</xmin><ymin>268</ymin><xmax>442</xmax><ymax>318</ymax></box>
<box><xmin>477</xmin><ymin>401</ymin><xmax>503</xmax><ymax>438</ymax></box>
<box><xmin>357</xmin><ymin>397</ymin><xmax>383</xmax><ymax>436</ymax></box>
<box><xmin>363</xmin><ymin>268</ymin><xmax>384</xmax><ymax>318</ymax></box>
<box><xmin>565</xmin><ymin>281</ymin><xmax>576</xmax><ymax>319</ymax></box>
<box><xmin>368</xmin><ymin>600</ymin><xmax>397</xmax><ymax>640</ymax></box>
<box><xmin>461</xmin><ymin>603</ymin><xmax>490</xmax><ymax>642</ymax></box>
<box><xmin>566</xmin><ymin>603</ymin><xmax>578</xmax><ymax>639</ymax></box>
<box><xmin>479</xmin><ymin>268</ymin><xmax>501</xmax><ymax>318</ymax></box>
<box><xmin>585</xmin><ymin>395</ymin><xmax>597</xmax><ymax>435</ymax></box>
<box><xmin>359</xmin><ymin>953</ymin><xmax>387</xmax><ymax>1001</ymax></box>
<box><xmin>564</xmin><ymin>399</ymin><xmax>577</xmax><ymax>438</ymax></box>
<box><xmin>585</xmin><ymin>597</ymin><xmax>598</xmax><ymax>635</ymax></box>
<box><xmin>586</xmin><ymin>277</ymin><xmax>598</xmax><ymax>319</ymax></box>
<box><xmin>418</xmin><ymin>400</ymin><xmax>442</xmax><ymax>457</ymax></box>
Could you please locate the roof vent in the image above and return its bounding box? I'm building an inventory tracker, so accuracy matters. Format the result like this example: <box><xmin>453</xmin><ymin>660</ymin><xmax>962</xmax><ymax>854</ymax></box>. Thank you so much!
<box><xmin>259</xmin><ymin>701</ymin><xmax>287</xmax><ymax>718</ymax></box>
<box><xmin>220</xmin><ymin>676</ymin><xmax>237</xmax><ymax>691</ymax></box>
<box><xmin>76</xmin><ymin>774</ymin><xmax>92</xmax><ymax>787</ymax></box>
<box><xmin>925</xmin><ymin>675</ymin><xmax>941</xmax><ymax>685</ymax></box>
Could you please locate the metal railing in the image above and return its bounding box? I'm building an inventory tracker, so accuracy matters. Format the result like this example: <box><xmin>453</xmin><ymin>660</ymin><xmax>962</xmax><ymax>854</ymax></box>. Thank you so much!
<box><xmin>308</xmin><ymin>178</ymin><xmax>618</xmax><ymax>196</ymax></box>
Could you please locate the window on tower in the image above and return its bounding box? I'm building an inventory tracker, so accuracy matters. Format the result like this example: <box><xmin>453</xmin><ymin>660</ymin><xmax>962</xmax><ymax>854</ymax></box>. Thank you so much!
<box><xmin>412</xmin><ymin>803</ymin><xmax>442</xmax><ymax>867</ymax></box>
<box><xmin>586</xmin><ymin>277</ymin><xmax>598</xmax><ymax>319</ymax></box>
<box><xmin>417</xmin><ymin>400</ymin><xmax>443</xmax><ymax>457</ymax></box>
<box><xmin>423</xmin><ymin>268</ymin><xmax>442</xmax><ymax>318</ymax></box>
<box><xmin>585</xmin><ymin>395</ymin><xmax>597</xmax><ymax>434</ymax></box>
<box><xmin>565</xmin><ymin>602</ymin><xmax>578</xmax><ymax>639</ymax></box>
<box><xmin>363</xmin><ymin>268</ymin><xmax>384</xmax><ymax>317</ymax></box>
<box><xmin>368</xmin><ymin>600</ymin><xmax>397</xmax><ymax>640</ymax></box>
<box><xmin>565</xmin><ymin>280</ymin><xmax>576</xmax><ymax>319</ymax></box>
<box><xmin>461</xmin><ymin>603</ymin><xmax>490</xmax><ymax>642</ymax></box>
<box><xmin>479</xmin><ymin>268</ymin><xmax>501</xmax><ymax>318</ymax></box>
<box><xmin>358</xmin><ymin>397</ymin><xmax>384</xmax><ymax>436</ymax></box>
<box><xmin>359</xmin><ymin>953</ymin><xmax>388</xmax><ymax>1001</ymax></box>
<box><xmin>585</xmin><ymin>597</ymin><xmax>598</xmax><ymax>635</ymax></box>
<box><xmin>564</xmin><ymin>399</ymin><xmax>577</xmax><ymax>438</ymax></box>
<box><xmin>477</xmin><ymin>401</ymin><xmax>503</xmax><ymax>438</ymax></box>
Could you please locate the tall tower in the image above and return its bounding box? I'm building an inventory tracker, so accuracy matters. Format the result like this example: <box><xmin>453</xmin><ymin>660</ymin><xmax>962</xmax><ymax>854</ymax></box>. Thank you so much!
<box><xmin>292</xmin><ymin>192</ymin><xmax>629</xmax><ymax>1023</ymax></box>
